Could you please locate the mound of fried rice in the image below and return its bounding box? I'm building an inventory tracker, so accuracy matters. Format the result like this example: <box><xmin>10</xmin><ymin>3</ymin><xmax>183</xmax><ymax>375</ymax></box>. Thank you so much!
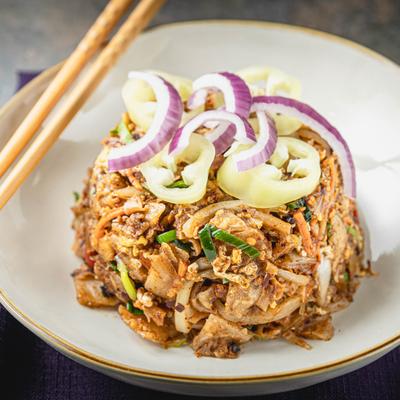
<box><xmin>71</xmin><ymin>113</ymin><xmax>368</xmax><ymax>358</ymax></box>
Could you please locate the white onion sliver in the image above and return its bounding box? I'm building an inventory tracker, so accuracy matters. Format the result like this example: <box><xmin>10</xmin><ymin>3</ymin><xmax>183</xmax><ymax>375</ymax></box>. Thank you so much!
<box><xmin>252</xmin><ymin>96</ymin><xmax>356</xmax><ymax>198</ymax></box>
<box><xmin>317</xmin><ymin>257</ymin><xmax>332</xmax><ymax>305</ymax></box>
<box><xmin>169</xmin><ymin>110</ymin><xmax>256</xmax><ymax>157</ymax></box>
<box><xmin>174</xmin><ymin>279</ymin><xmax>195</xmax><ymax>333</ymax></box>
<box><xmin>108</xmin><ymin>72</ymin><xmax>183</xmax><ymax>171</ymax></box>
<box><xmin>232</xmin><ymin>111</ymin><xmax>278</xmax><ymax>171</ymax></box>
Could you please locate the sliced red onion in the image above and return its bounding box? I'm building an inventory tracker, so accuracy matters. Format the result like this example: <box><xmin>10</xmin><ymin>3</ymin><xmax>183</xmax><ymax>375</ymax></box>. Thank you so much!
<box><xmin>206</xmin><ymin>121</ymin><xmax>236</xmax><ymax>154</ymax></box>
<box><xmin>317</xmin><ymin>257</ymin><xmax>331</xmax><ymax>305</ymax></box>
<box><xmin>252</xmin><ymin>96</ymin><xmax>356</xmax><ymax>198</ymax></box>
<box><xmin>189</xmin><ymin>72</ymin><xmax>252</xmax><ymax>118</ymax></box>
<box><xmin>232</xmin><ymin>111</ymin><xmax>277</xmax><ymax>171</ymax></box>
<box><xmin>169</xmin><ymin>110</ymin><xmax>256</xmax><ymax>157</ymax></box>
<box><xmin>187</xmin><ymin>72</ymin><xmax>252</xmax><ymax>154</ymax></box>
<box><xmin>108</xmin><ymin>72</ymin><xmax>183</xmax><ymax>171</ymax></box>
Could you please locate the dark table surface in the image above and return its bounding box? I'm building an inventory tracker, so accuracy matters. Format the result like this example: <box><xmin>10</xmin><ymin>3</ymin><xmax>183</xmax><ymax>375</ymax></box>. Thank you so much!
<box><xmin>1</xmin><ymin>0</ymin><xmax>400</xmax><ymax>399</ymax></box>
<box><xmin>1</xmin><ymin>0</ymin><xmax>400</xmax><ymax>105</ymax></box>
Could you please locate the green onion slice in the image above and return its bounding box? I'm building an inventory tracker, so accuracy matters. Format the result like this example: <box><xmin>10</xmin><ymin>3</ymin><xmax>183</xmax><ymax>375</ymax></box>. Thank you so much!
<box><xmin>173</xmin><ymin>239</ymin><xmax>192</xmax><ymax>253</ymax></box>
<box><xmin>287</xmin><ymin>197</ymin><xmax>312</xmax><ymax>222</ymax></box>
<box><xmin>73</xmin><ymin>191</ymin><xmax>80</xmax><ymax>202</ymax></box>
<box><xmin>116</xmin><ymin>257</ymin><xmax>136</xmax><ymax>300</ymax></box>
<box><xmin>111</xmin><ymin>120</ymin><xmax>133</xmax><ymax>143</ymax></box>
<box><xmin>156</xmin><ymin>229</ymin><xmax>177</xmax><ymax>244</ymax></box>
<box><xmin>167</xmin><ymin>180</ymin><xmax>189</xmax><ymax>189</ymax></box>
<box><xmin>168</xmin><ymin>338</ymin><xmax>187</xmax><ymax>348</ymax></box>
<box><xmin>209</xmin><ymin>225</ymin><xmax>260</xmax><ymax>259</ymax></box>
<box><xmin>126</xmin><ymin>301</ymin><xmax>144</xmax><ymax>315</ymax></box>
<box><xmin>126</xmin><ymin>301</ymin><xmax>134</xmax><ymax>313</ymax></box>
<box><xmin>347</xmin><ymin>226</ymin><xmax>359</xmax><ymax>239</ymax></box>
<box><xmin>303</xmin><ymin>205</ymin><xmax>312</xmax><ymax>222</ymax></box>
<box><xmin>287</xmin><ymin>198</ymin><xmax>306</xmax><ymax>210</ymax></box>
<box><xmin>108</xmin><ymin>260</ymin><xmax>118</xmax><ymax>272</ymax></box>
<box><xmin>199</xmin><ymin>225</ymin><xmax>217</xmax><ymax>261</ymax></box>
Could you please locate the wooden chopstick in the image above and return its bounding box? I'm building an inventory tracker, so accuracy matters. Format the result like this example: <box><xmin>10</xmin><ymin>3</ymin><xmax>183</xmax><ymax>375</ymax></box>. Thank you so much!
<box><xmin>0</xmin><ymin>0</ymin><xmax>165</xmax><ymax>210</ymax></box>
<box><xmin>0</xmin><ymin>0</ymin><xmax>133</xmax><ymax>179</ymax></box>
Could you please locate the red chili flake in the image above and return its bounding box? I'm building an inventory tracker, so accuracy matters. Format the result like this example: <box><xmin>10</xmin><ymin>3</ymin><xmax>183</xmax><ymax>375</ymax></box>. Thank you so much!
<box><xmin>84</xmin><ymin>251</ymin><xmax>96</xmax><ymax>268</ymax></box>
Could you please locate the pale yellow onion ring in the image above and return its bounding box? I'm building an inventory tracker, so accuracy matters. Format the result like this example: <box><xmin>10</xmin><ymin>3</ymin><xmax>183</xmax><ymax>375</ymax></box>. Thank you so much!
<box><xmin>122</xmin><ymin>71</ymin><xmax>199</xmax><ymax>131</ymax></box>
<box><xmin>236</xmin><ymin>65</ymin><xmax>302</xmax><ymax>135</ymax></box>
<box><xmin>217</xmin><ymin>137</ymin><xmax>321</xmax><ymax>208</ymax></box>
<box><xmin>140</xmin><ymin>134</ymin><xmax>215</xmax><ymax>204</ymax></box>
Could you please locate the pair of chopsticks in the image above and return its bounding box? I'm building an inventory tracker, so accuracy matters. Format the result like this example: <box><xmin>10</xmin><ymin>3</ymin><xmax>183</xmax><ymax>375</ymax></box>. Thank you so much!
<box><xmin>0</xmin><ymin>0</ymin><xmax>165</xmax><ymax>209</ymax></box>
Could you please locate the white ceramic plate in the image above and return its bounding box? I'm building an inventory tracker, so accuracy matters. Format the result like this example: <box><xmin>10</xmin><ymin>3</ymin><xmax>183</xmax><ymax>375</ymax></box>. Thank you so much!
<box><xmin>0</xmin><ymin>21</ymin><xmax>399</xmax><ymax>397</ymax></box>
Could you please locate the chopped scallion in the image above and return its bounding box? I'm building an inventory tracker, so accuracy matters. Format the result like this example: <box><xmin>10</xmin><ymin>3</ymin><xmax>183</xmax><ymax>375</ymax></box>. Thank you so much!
<box><xmin>303</xmin><ymin>205</ymin><xmax>312</xmax><ymax>223</ymax></box>
<box><xmin>156</xmin><ymin>230</ymin><xmax>177</xmax><ymax>244</ymax></box>
<box><xmin>222</xmin><ymin>278</ymin><xmax>229</xmax><ymax>284</ymax></box>
<box><xmin>108</xmin><ymin>260</ymin><xmax>118</xmax><ymax>272</ymax></box>
<box><xmin>347</xmin><ymin>226</ymin><xmax>358</xmax><ymax>239</ymax></box>
<box><xmin>199</xmin><ymin>225</ymin><xmax>217</xmax><ymax>261</ymax></box>
<box><xmin>126</xmin><ymin>301</ymin><xmax>134</xmax><ymax>313</ymax></box>
<box><xmin>116</xmin><ymin>257</ymin><xmax>136</xmax><ymax>300</ymax></box>
<box><xmin>173</xmin><ymin>239</ymin><xmax>192</xmax><ymax>253</ymax></box>
<box><xmin>343</xmin><ymin>271</ymin><xmax>350</xmax><ymax>282</ymax></box>
<box><xmin>326</xmin><ymin>222</ymin><xmax>332</xmax><ymax>238</ymax></box>
<box><xmin>73</xmin><ymin>191</ymin><xmax>80</xmax><ymax>202</ymax></box>
<box><xmin>168</xmin><ymin>338</ymin><xmax>187</xmax><ymax>348</ymax></box>
<box><xmin>126</xmin><ymin>301</ymin><xmax>144</xmax><ymax>315</ymax></box>
<box><xmin>209</xmin><ymin>225</ymin><xmax>260</xmax><ymax>259</ymax></box>
<box><xmin>287</xmin><ymin>198</ymin><xmax>306</xmax><ymax>210</ymax></box>
<box><xmin>167</xmin><ymin>180</ymin><xmax>189</xmax><ymax>189</ymax></box>
<box><xmin>119</xmin><ymin>121</ymin><xmax>134</xmax><ymax>144</ymax></box>
<box><xmin>109</xmin><ymin>128</ymin><xmax>119</xmax><ymax>137</ymax></box>
<box><xmin>287</xmin><ymin>197</ymin><xmax>312</xmax><ymax>222</ymax></box>
<box><xmin>111</xmin><ymin>120</ymin><xmax>133</xmax><ymax>143</ymax></box>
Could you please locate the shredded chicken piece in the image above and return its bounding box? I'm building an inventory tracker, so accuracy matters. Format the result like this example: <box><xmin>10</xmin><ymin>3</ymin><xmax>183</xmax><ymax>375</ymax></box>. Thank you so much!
<box><xmin>73</xmin><ymin>268</ymin><xmax>119</xmax><ymax>308</ymax></box>
<box><xmin>249</xmin><ymin>209</ymin><xmax>292</xmax><ymax>236</ymax></box>
<box><xmin>145</xmin><ymin>251</ymin><xmax>181</xmax><ymax>299</ymax></box>
<box><xmin>92</xmin><ymin>206</ymin><xmax>145</xmax><ymax>246</ymax></box>
<box><xmin>192</xmin><ymin>314</ymin><xmax>252</xmax><ymax>358</ymax></box>
<box><xmin>182</xmin><ymin>200</ymin><xmax>245</xmax><ymax>238</ymax></box>
<box><xmin>119</xmin><ymin>305</ymin><xmax>177</xmax><ymax>345</ymax></box>
<box><xmin>225</xmin><ymin>279</ymin><xmax>262</xmax><ymax>319</ymax></box>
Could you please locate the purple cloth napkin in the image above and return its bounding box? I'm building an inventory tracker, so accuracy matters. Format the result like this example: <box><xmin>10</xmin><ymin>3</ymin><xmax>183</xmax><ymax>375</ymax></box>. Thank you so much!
<box><xmin>0</xmin><ymin>71</ymin><xmax>398</xmax><ymax>400</ymax></box>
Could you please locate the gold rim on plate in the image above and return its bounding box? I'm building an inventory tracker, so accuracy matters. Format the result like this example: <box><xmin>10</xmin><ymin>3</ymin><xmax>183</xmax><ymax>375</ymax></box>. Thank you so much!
<box><xmin>0</xmin><ymin>20</ymin><xmax>399</xmax><ymax>384</ymax></box>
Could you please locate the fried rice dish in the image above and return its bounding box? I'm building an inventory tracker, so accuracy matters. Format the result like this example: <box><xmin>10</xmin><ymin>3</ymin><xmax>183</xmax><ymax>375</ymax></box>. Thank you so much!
<box><xmin>71</xmin><ymin>67</ymin><xmax>368</xmax><ymax>358</ymax></box>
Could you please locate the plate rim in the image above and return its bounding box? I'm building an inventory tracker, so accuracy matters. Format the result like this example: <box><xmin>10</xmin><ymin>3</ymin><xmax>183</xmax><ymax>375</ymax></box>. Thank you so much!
<box><xmin>0</xmin><ymin>19</ymin><xmax>399</xmax><ymax>384</ymax></box>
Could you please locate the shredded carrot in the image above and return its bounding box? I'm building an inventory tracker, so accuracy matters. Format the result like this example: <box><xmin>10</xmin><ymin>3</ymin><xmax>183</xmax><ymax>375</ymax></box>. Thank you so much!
<box><xmin>293</xmin><ymin>210</ymin><xmax>315</xmax><ymax>256</ymax></box>
<box><xmin>307</xmin><ymin>195</ymin><xmax>316</xmax><ymax>206</ymax></box>
<box><xmin>327</xmin><ymin>156</ymin><xmax>338</xmax><ymax>194</ymax></box>
<box><xmin>317</xmin><ymin>158</ymin><xmax>338</xmax><ymax>241</ymax></box>
<box><xmin>254</xmin><ymin>211</ymin><xmax>292</xmax><ymax>236</ymax></box>
<box><xmin>92</xmin><ymin>206</ymin><xmax>145</xmax><ymax>246</ymax></box>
